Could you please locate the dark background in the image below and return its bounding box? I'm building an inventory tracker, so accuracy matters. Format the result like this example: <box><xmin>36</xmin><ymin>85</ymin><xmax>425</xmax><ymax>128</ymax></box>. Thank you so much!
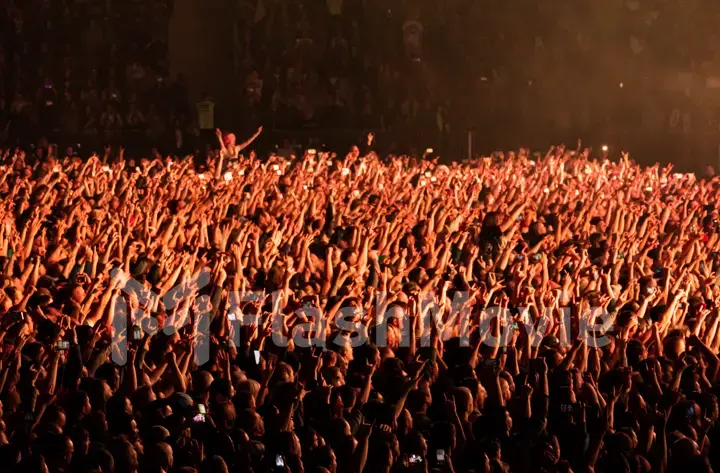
<box><xmin>2</xmin><ymin>0</ymin><xmax>720</xmax><ymax>170</ymax></box>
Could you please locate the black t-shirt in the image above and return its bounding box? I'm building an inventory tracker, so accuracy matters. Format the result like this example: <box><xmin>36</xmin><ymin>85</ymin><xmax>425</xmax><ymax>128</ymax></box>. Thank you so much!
<box><xmin>479</xmin><ymin>225</ymin><xmax>503</xmax><ymax>259</ymax></box>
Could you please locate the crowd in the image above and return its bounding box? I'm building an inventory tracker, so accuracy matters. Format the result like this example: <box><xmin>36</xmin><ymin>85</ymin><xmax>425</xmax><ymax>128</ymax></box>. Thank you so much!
<box><xmin>0</xmin><ymin>0</ymin><xmax>450</xmax><ymax>150</ymax></box>
<box><xmin>232</xmin><ymin>0</ymin><xmax>450</xmax><ymax>144</ymax></box>
<box><xmin>238</xmin><ymin>0</ymin><xmax>720</xmax><ymax>127</ymax></box>
<box><xmin>228</xmin><ymin>0</ymin><xmax>720</xmax><ymax>157</ymax></box>
<box><xmin>0</xmin><ymin>135</ymin><xmax>718</xmax><ymax>473</ymax></box>
<box><xmin>4</xmin><ymin>0</ymin><xmax>720</xmax><ymax>157</ymax></box>
<box><xmin>0</xmin><ymin>0</ymin><xmax>188</xmax><ymax>149</ymax></box>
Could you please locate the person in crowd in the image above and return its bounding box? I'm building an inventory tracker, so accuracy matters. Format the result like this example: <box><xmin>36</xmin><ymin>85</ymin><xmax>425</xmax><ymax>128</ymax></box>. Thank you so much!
<box><xmin>0</xmin><ymin>138</ymin><xmax>717</xmax><ymax>473</ymax></box>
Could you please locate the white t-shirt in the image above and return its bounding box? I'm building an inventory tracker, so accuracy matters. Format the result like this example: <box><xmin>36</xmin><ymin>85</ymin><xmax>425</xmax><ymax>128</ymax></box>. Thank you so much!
<box><xmin>196</xmin><ymin>100</ymin><xmax>215</xmax><ymax>130</ymax></box>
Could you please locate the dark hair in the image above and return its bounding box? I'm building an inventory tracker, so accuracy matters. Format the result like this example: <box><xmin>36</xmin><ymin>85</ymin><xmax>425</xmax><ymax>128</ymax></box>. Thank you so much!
<box><xmin>86</xmin><ymin>446</ymin><xmax>115</xmax><ymax>473</ymax></box>
<box><xmin>308</xmin><ymin>445</ymin><xmax>335</xmax><ymax>471</ymax></box>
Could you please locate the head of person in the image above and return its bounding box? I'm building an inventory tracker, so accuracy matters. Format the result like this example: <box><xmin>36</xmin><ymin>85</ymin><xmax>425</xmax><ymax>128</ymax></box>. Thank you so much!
<box><xmin>144</xmin><ymin>442</ymin><xmax>173</xmax><ymax>473</ymax></box>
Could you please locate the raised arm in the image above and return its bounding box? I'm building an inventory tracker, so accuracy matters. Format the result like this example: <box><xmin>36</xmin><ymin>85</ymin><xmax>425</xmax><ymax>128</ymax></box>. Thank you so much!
<box><xmin>236</xmin><ymin>126</ymin><xmax>263</xmax><ymax>152</ymax></box>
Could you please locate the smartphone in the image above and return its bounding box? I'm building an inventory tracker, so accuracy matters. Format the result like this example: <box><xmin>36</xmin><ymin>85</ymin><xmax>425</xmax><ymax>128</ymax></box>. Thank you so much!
<box><xmin>517</xmin><ymin>214</ymin><xmax>524</xmax><ymax>221</ymax></box>
<box><xmin>193</xmin><ymin>413</ymin><xmax>205</xmax><ymax>423</ymax></box>
<box><xmin>435</xmin><ymin>449</ymin><xmax>445</xmax><ymax>463</ymax></box>
<box><xmin>532</xmin><ymin>253</ymin><xmax>542</xmax><ymax>262</ymax></box>
<box><xmin>198</xmin><ymin>404</ymin><xmax>207</xmax><ymax>414</ymax></box>
<box><xmin>275</xmin><ymin>455</ymin><xmax>285</xmax><ymax>468</ymax></box>
<box><xmin>228</xmin><ymin>313</ymin><xmax>237</xmax><ymax>321</ymax></box>
<box><xmin>132</xmin><ymin>325</ymin><xmax>143</xmax><ymax>341</ymax></box>
<box><xmin>253</xmin><ymin>350</ymin><xmax>261</xmax><ymax>365</ymax></box>
<box><xmin>308</xmin><ymin>149</ymin><xmax>317</xmax><ymax>155</ymax></box>
<box><xmin>56</xmin><ymin>340</ymin><xmax>70</xmax><ymax>351</ymax></box>
<box><xmin>409</xmin><ymin>454</ymin><xmax>423</xmax><ymax>465</ymax></box>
